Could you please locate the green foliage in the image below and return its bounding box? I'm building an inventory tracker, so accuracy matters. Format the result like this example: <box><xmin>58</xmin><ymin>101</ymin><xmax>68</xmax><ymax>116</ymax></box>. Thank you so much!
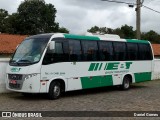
<box><xmin>58</xmin><ymin>27</ymin><xmax>69</xmax><ymax>33</ymax></box>
<box><xmin>88</xmin><ymin>25</ymin><xmax>160</xmax><ymax>43</ymax></box>
<box><xmin>120</xmin><ymin>24</ymin><xmax>135</xmax><ymax>39</ymax></box>
<box><xmin>0</xmin><ymin>9</ymin><xmax>9</xmax><ymax>33</ymax></box>
<box><xmin>5</xmin><ymin>13</ymin><xmax>19</xmax><ymax>34</ymax></box>
<box><xmin>141</xmin><ymin>30</ymin><xmax>160</xmax><ymax>43</ymax></box>
<box><xmin>0</xmin><ymin>0</ymin><xmax>69</xmax><ymax>35</ymax></box>
<box><xmin>17</xmin><ymin>0</ymin><xmax>59</xmax><ymax>34</ymax></box>
<box><xmin>88</xmin><ymin>26</ymin><xmax>114</xmax><ymax>34</ymax></box>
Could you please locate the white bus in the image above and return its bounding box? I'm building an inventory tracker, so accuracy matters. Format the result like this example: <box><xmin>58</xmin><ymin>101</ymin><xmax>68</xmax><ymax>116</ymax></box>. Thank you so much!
<box><xmin>6</xmin><ymin>33</ymin><xmax>154</xmax><ymax>99</ymax></box>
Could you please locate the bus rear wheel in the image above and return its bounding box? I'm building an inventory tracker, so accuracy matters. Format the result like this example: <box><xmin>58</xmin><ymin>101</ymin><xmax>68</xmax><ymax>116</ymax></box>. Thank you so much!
<box><xmin>48</xmin><ymin>81</ymin><xmax>61</xmax><ymax>100</ymax></box>
<box><xmin>121</xmin><ymin>76</ymin><xmax>131</xmax><ymax>90</ymax></box>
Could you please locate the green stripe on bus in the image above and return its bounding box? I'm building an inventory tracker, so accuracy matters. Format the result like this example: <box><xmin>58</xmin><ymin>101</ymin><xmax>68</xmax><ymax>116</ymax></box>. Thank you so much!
<box><xmin>126</xmin><ymin>39</ymin><xmax>149</xmax><ymax>44</ymax></box>
<box><xmin>80</xmin><ymin>75</ymin><xmax>113</xmax><ymax>89</ymax></box>
<box><xmin>134</xmin><ymin>72</ymin><xmax>152</xmax><ymax>83</ymax></box>
<box><xmin>88</xmin><ymin>63</ymin><xmax>96</xmax><ymax>71</ymax></box>
<box><xmin>99</xmin><ymin>63</ymin><xmax>103</xmax><ymax>70</ymax></box>
<box><xmin>104</xmin><ymin>63</ymin><xmax>108</xmax><ymax>70</ymax></box>
<box><xmin>64</xmin><ymin>34</ymin><xmax>100</xmax><ymax>40</ymax></box>
<box><xmin>94</xmin><ymin>63</ymin><xmax>100</xmax><ymax>71</ymax></box>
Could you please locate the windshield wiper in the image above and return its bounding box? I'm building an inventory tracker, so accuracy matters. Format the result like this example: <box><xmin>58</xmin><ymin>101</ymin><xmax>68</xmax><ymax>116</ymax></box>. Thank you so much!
<box><xmin>17</xmin><ymin>60</ymin><xmax>32</xmax><ymax>63</ymax></box>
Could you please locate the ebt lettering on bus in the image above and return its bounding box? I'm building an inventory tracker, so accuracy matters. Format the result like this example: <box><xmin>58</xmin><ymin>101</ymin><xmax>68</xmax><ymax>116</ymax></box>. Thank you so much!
<box><xmin>88</xmin><ymin>62</ymin><xmax>133</xmax><ymax>71</ymax></box>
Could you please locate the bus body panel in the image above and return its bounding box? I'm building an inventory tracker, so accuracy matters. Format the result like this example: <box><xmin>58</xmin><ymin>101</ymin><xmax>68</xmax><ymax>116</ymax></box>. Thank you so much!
<box><xmin>41</xmin><ymin>61</ymin><xmax>152</xmax><ymax>92</ymax></box>
<box><xmin>6</xmin><ymin>63</ymin><xmax>42</xmax><ymax>93</ymax></box>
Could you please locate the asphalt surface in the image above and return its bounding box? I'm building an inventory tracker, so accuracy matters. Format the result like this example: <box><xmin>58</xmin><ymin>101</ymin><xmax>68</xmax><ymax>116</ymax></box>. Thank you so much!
<box><xmin>1</xmin><ymin>80</ymin><xmax>160</xmax><ymax>120</ymax></box>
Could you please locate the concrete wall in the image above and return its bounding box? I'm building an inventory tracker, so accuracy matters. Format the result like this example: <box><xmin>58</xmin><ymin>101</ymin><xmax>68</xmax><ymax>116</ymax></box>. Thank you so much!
<box><xmin>153</xmin><ymin>59</ymin><xmax>160</xmax><ymax>80</ymax></box>
<box><xmin>0</xmin><ymin>58</ymin><xmax>10</xmax><ymax>93</ymax></box>
<box><xmin>0</xmin><ymin>59</ymin><xmax>160</xmax><ymax>93</ymax></box>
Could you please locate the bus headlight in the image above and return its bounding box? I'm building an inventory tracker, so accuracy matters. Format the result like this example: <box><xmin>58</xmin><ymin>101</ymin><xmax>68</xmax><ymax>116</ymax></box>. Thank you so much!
<box><xmin>23</xmin><ymin>73</ymin><xmax>38</xmax><ymax>80</ymax></box>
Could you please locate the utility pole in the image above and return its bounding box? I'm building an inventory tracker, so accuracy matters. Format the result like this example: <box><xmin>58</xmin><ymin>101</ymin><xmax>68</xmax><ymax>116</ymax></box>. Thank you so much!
<box><xmin>136</xmin><ymin>0</ymin><xmax>141</xmax><ymax>40</ymax></box>
<box><xmin>102</xmin><ymin>0</ymin><xmax>142</xmax><ymax>39</ymax></box>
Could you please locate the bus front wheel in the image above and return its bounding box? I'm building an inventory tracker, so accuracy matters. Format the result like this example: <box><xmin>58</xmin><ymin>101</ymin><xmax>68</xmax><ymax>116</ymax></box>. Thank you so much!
<box><xmin>48</xmin><ymin>81</ymin><xmax>61</xmax><ymax>100</ymax></box>
<box><xmin>121</xmin><ymin>76</ymin><xmax>131</xmax><ymax>90</ymax></box>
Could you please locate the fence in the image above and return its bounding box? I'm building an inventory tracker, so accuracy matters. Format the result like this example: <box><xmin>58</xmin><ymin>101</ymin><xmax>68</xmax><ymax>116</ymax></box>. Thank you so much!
<box><xmin>153</xmin><ymin>59</ymin><xmax>160</xmax><ymax>80</ymax></box>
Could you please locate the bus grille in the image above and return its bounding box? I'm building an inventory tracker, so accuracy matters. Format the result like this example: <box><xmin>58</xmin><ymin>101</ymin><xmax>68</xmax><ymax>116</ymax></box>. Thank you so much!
<box><xmin>8</xmin><ymin>74</ymin><xmax>23</xmax><ymax>80</ymax></box>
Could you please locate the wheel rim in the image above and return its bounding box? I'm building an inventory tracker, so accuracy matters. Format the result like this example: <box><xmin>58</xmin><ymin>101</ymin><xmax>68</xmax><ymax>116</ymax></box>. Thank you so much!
<box><xmin>124</xmin><ymin>79</ymin><xmax>129</xmax><ymax>89</ymax></box>
<box><xmin>53</xmin><ymin>85</ymin><xmax>60</xmax><ymax>97</ymax></box>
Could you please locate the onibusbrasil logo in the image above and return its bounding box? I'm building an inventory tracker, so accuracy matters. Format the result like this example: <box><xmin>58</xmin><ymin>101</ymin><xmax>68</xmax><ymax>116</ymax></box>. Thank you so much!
<box><xmin>1</xmin><ymin>112</ymin><xmax>42</xmax><ymax>118</ymax></box>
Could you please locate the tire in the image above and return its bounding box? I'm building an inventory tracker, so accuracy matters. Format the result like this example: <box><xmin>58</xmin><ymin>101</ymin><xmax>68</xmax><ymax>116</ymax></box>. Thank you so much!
<box><xmin>48</xmin><ymin>81</ymin><xmax>61</xmax><ymax>100</ymax></box>
<box><xmin>121</xmin><ymin>76</ymin><xmax>131</xmax><ymax>90</ymax></box>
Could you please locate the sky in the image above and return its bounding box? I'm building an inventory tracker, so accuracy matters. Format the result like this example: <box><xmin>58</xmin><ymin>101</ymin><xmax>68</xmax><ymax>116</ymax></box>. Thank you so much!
<box><xmin>0</xmin><ymin>0</ymin><xmax>160</xmax><ymax>34</ymax></box>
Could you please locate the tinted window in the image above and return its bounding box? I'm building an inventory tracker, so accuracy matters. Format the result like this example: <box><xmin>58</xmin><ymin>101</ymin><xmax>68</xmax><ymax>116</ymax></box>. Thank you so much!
<box><xmin>69</xmin><ymin>40</ymin><xmax>82</xmax><ymax>61</ymax></box>
<box><xmin>55</xmin><ymin>43</ymin><xmax>63</xmax><ymax>54</ymax></box>
<box><xmin>81</xmin><ymin>41</ymin><xmax>98</xmax><ymax>61</ymax></box>
<box><xmin>113</xmin><ymin>42</ymin><xmax>126</xmax><ymax>61</ymax></box>
<box><xmin>43</xmin><ymin>39</ymin><xmax>69</xmax><ymax>64</ymax></box>
<box><xmin>138</xmin><ymin>44</ymin><xmax>152</xmax><ymax>60</ymax></box>
<box><xmin>126</xmin><ymin>43</ymin><xmax>138</xmax><ymax>60</ymax></box>
<box><xmin>98</xmin><ymin>41</ymin><xmax>113</xmax><ymax>61</ymax></box>
<box><xmin>53</xmin><ymin>41</ymin><xmax>69</xmax><ymax>62</ymax></box>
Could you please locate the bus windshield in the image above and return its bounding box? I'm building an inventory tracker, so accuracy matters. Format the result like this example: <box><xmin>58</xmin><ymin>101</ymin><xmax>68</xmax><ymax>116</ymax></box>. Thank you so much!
<box><xmin>10</xmin><ymin>38</ymin><xmax>49</xmax><ymax>66</ymax></box>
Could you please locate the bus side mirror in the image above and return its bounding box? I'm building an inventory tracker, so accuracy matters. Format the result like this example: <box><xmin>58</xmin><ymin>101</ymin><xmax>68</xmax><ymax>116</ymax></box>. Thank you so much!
<box><xmin>16</xmin><ymin>44</ymin><xmax>19</xmax><ymax>49</ymax></box>
<box><xmin>49</xmin><ymin>41</ymin><xmax>55</xmax><ymax>50</ymax></box>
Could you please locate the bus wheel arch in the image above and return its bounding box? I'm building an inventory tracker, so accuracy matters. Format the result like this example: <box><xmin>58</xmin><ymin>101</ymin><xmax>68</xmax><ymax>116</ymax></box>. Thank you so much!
<box><xmin>121</xmin><ymin>74</ymin><xmax>132</xmax><ymax>90</ymax></box>
<box><xmin>48</xmin><ymin>79</ymin><xmax>65</xmax><ymax>100</ymax></box>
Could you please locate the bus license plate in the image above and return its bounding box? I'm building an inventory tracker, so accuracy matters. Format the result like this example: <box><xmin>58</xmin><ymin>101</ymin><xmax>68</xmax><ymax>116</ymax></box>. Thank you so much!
<box><xmin>10</xmin><ymin>80</ymin><xmax>17</xmax><ymax>84</ymax></box>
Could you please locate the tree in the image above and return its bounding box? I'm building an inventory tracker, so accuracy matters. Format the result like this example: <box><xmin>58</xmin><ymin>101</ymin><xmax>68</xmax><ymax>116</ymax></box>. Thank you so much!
<box><xmin>87</xmin><ymin>26</ymin><xmax>100</xmax><ymax>33</ymax></box>
<box><xmin>88</xmin><ymin>25</ymin><xmax>135</xmax><ymax>39</ymax></box>
<box><xmin>58</xmin><ymin>27</ymin><xmax>69</xmax><ymax>33</ymax></box>
<box><xmin>141</xmin><ymin>30</ymin><xmax>160</xmax><ymax>43</ymax></box>
<box><xmin>0</xmin><ymin>9</ymin><xmax>9</xmax><ymax>33</ymax></box>
<box><xmin>120</xmin><ymin>24</ymin><xmax>135</xmax><ymax>39</ymax></box>
<box><xmin>113</xmin><ymin>28</ymin><xmax>125</xmax><ymax>38</ymax></box>
<box><xmin>17</xmin><ymin>0</ymin><xmax>59</xmax><ymax>35</ymax></box>
<box><xmin>88</xmin><ymin>26</ymin><xmax>114</xmax><ymax>34</ymax></box>
<box><xmin>5</xmin><ymin>13</ymin><xmax>20</xmax><ymax>34</ymax></box>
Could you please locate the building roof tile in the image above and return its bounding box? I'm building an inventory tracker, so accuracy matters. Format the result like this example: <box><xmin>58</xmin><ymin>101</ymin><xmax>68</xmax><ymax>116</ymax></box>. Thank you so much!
<box><xmin>0</xmin><ymin>34</ymin><xmax>27</xmax><ymax>54</ymax></box>
<box><xmin>152</xmin><ymin>44</ymin><xmax>160</xmax><ymax>56</ymax></box>
<box><xmin>0</xmin><ymin>34</ymin><xmax>160</xmax><ymax>56</ymax></box>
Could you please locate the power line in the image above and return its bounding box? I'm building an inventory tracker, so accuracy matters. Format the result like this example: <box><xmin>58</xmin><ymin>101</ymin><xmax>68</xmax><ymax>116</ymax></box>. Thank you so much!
<box><xmin>101</xmin><ymin>0</ymin><xmax>145</xmax><ymax>5</ymax></box>
<box><xmin>102</xmin><ymin>0</ymin><xmax>160</xmax><ymax>14</ymax></box>
<box><xmin>102</xmin><ymin>0</ymin><xmax>160</xmax><ymax>39</ymax></box>
<box><xmin>142</xmin><ymin>5</ymin><xmax>160</xmax><ymax>14</ymax></box>
<box><xmin>101</xmin><ymin>0</ymin><xmax>136</xmax><ymax>5</ymax></box>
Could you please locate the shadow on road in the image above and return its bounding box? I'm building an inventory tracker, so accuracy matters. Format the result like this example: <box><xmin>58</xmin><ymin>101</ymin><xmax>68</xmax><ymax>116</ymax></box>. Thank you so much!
<box><xmin>7</xmin><ymin>84</ymin><xmax>148</xmax><ymax>100</ymax></box>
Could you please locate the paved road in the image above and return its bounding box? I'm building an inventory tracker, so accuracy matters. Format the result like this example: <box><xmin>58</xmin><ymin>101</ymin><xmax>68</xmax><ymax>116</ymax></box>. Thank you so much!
<box><xmin>1</xmin><ymin>80</ymin><xmax>160</xmax><ymax>120</ymax></box>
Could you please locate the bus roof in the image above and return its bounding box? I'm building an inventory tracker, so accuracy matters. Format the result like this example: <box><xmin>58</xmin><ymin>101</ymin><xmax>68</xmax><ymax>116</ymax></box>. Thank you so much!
<box><xmin>27</xmin><ymin>33</ymin><xmax>149</xmax><ymax>44</ymax></box>
<box><xmin>63</xmin><ymin>33</ymin><xmax>149</xmax><ymax>44</ymax></box>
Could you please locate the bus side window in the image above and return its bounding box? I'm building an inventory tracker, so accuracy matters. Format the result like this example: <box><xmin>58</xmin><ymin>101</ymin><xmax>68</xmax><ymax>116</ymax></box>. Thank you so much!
<box><xmin>113</xmin><ymin>42</ymin><xmax>126</xmax><ymax>61</ymax></box>
<box><xmin>98</xmin><ymin>41</ymin><xmax>113</xmax><ymax>61</ymax></box>
<box><xmin>126</xmin><ymin>43</ymin><xmax>138</xmax><ymax>60</ymax></box>
<box><xmin>69</xmin><ymin>40</ymin><xmax>82</xmax><ymax>61</ymax></box>
<box><xmin>81</xmin><ymin>41</ymin><xmax>98</xmax><ymax>61</ymax></box>
<box><xmin>138</xmin><ymin>44</ymin><xmax>153</xmax><ymax>60</ymax></box>
<box><xmin>54</xmin><ymin>41</ymin><xmax>69</xmax><ymax>62</ymax></box>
